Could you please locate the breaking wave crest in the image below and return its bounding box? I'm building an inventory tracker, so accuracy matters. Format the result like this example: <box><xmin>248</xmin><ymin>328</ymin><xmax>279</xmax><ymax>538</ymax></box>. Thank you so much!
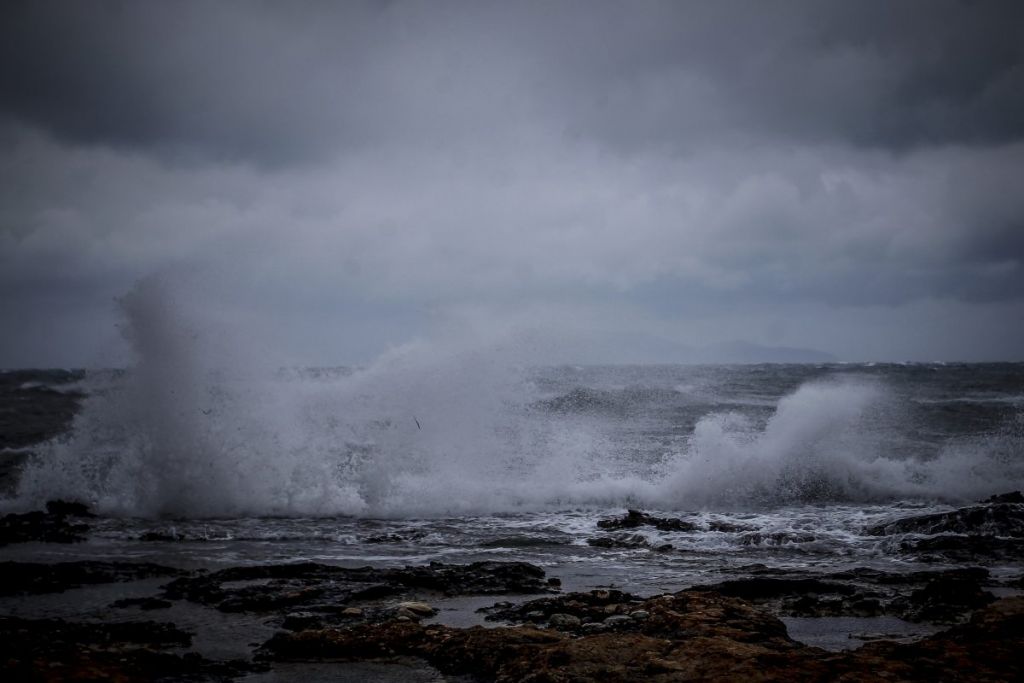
<box><xmin>11</xmin><ymin>279</ymin><xmax>1024</xmax><ymax>517</ymax></box>
<box><xmin>654</xmin><ymin>383</ymin><xmax>1023</xmax><ymax>507</ymax></box>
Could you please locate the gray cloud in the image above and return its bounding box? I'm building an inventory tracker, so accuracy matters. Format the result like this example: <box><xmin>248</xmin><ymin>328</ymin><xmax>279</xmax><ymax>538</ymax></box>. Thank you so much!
<box><xmin>1</xmin><ymin>0</ymin><xmax>1023</xmax><ymax>365</ymax></box>
<box><xmin>3</xmin><ymin>1</ymin><xmax>1022</xmax><ymax>164</ymax></box>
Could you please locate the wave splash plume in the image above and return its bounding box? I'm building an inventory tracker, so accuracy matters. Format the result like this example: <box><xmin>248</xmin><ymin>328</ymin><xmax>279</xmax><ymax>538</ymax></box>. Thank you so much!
<box><xmin>13</xmin><ymin>280</ymin><xmax>1024</xmax><ymax>518</ymax></box>
<box><xmin>656</xmin><ymin>381</ymin><xmax>1022</xmax><ymax>507</ymax></box>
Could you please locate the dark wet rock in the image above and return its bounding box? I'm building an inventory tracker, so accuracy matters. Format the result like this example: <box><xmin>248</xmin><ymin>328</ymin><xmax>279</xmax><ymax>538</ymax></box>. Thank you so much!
<box><xmin>481</xmin><ymin>589</ymin><xmax>644</xmax><ymax>630</ymax></box>
<box><xmin>0</xmin><ymin>616</ymin><xmax>259</xmax><ymax>682</ymax></box>
<box><xmin>782</xmin><ymin>594</ymin><xmax>884</xmax><ymax>618</ymax></box>
<box><xmin>827</xmin><ymin>565</ymin><xmax>990</xmax><ymax>586</ymax></box>
<box><xmin>898</xmin><ymin>533</ymin><xmax>1024</xmax><ymax>561</ymax></box>
<box><xmin>587</xmin><ymin>533</ymin><xmax>673</xmax><ymax>551</ymax></box>
<box><xmin>689</xmin><ymin>577</ymin><xmax>858</xmax><ymax>601</ymax></box>
<box><xmin>111</xmin><ymin>596</ymin><xmax>174</xmax><ymax>610</ymax></box>
<box><xmin>0</xmin><ymin>615</ymin><xmax>191</xmax><ymax>648</ymax></box>
<box><xmin>846</xmin><ymin>597</ymin><xmax>885</xmax><ymax>617</ymax></box>
<box><xmin>282</xmin><ymin>611</ymin><xmax>325</xmax><ymax>631</ymax></box>
<box><xmin>0</xmin><ymin>560</ymin><xmax>185</xmax><ymax>596</ymax></box>
<box><xmin>828</xmin><ymin>567</ymin><xmax>997</xmax><ymax>624</ymax></box>
<box><xmin>281</xmin><ymin>603</ymin><xmax>421</xmax><ymax>630</ymax></box>
<box><xmin>861</xmin><ymin>495</ymin><xmax>1024</xmax><ymax>564</ymax></box>
<box><xmin>162</xmin><ymin>560</ymin><xmax>552</xmax><ymax>615</ymax></box>
<box><xmin>707</xmin><ymin>520</ymin><xmax>751</xmax><ymax>533</ymax></box>
<box><xmin>853</xmin><ymin>597</ymin><xmax>1024</xmax><ymax>683</ymax></box>
<box><xmin>895</xmin><ymin>576</ymin><xmax>997</xmax><ymax>623</ymax></box>
<box><xmin>44</xmin><ymin>499</ymin><xmax>95</xmax><ymax>517</ymax></box>
<box><xmin>690</xmin><ymin>567</ymin><xmax>998</xmax><ymax>623</ymax></box>
<box><xmin>0</xmin><ymin>509</ymin><xmax>87</xmax><ymax>545</ymax></box>
<box><xmin>262</xmin><ymin>590</ymin><xmax>795</xmax><ymax>679</ymax></box>
<box><xmin>0</xmin><ymin>501</ymin><xmax>94</xmax><ymax>546</ymax></box>
<box><xmin>865</xmin><ymin>500</ymin><xmax>1024</xmax><ymax>537</ymax></box>
<box><xmin>596</xmin><ymin>509</ymin><xmax>697</xmax><ymax>532</ymax></box>
<box><xmin>982</xmin><ymin>490</ymin><xmax>1024</xmax><ymax>504</ymax></box>
<box><xmin>261</xmin><ymin>594</ymin><xmax>1024</xmax><ymax>682</ymax></box>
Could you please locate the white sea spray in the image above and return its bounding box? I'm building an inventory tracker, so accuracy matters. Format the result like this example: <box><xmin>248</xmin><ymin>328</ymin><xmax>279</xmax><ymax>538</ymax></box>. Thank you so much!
<box><xmin>12</xmin><ymin>278</ymin><xmax>1024</xmax><ymax>518</ymax></box>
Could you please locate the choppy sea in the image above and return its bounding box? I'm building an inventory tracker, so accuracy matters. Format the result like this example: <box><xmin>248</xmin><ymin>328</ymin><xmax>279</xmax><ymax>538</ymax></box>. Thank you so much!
<box><xmin>2</xmin><ymin>361</ymin><xmax>1022</xmax><ymax>594</ymax></box>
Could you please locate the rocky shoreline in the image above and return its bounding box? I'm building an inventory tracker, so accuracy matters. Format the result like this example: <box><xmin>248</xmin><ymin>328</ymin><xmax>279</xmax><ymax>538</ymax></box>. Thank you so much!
<box><xmin>262</xmin><ymin>592</ymin><xmax>1024</xmax><ymax>682</ymax></box>
<box><xmin>1</xmin><ymin>495</ymin><xmax>1023</xmax><ymax>681</ymax></box>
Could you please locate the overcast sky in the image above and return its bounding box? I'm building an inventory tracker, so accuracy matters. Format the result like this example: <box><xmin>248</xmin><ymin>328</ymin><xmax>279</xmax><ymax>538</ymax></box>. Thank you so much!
<box><xmin>2</xmin><ymin>0</ymin><xmax>1023</xmax><ymax>366</ymax></box>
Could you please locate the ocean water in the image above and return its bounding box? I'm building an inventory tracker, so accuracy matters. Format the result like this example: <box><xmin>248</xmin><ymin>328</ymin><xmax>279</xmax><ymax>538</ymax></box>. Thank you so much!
<box><xmin>3</xmin><ymin>358</ymin><xmax>1024</xmax><ymax>591</ymax></box>
<box><xmin>2</xmin><ymin>286</ymin><xmax>1024</xmax><ymax>597</ymax></box>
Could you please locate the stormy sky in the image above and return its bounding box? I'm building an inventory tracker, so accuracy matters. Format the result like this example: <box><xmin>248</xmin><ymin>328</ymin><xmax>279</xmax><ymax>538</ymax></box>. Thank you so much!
<box><xmin>2</xmin><ymin>0</ymin><xmax>1023</xmax><ymax>366</ymax></box>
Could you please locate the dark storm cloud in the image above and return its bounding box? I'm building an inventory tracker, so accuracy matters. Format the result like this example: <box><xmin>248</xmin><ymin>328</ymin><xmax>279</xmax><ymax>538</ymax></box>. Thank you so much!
<box><xmin>737</xmin><ymin>0</ymin><xmax>1024</xmax><ymax>149</ymax></box>
<box><xmin>2</xmin><ymin>1</ymin><xmax>1022</xmax><ymax>165</ymax></box>
<box><xmin>0</xmin><ymin>1</ymin><xmax>391</xmax><ymax>164</ymax></box>
<box><xmin>497</xmin><ymin>0</ymin><xmax>1024</xmax><ymax>154</ymax></box>
<box><xmin>2</xmin><ymin>0</ymin><xmax>1024</xmax><ymax>365</ymax></box>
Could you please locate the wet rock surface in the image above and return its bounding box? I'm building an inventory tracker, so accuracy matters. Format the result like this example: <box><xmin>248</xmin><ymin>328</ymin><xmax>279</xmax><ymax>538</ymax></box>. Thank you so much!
<box><xmin>480</xmin><ymin>588</ymin><xmax>646</xmax><ymax>630</ymax></box>
<box><xmin>161</xmin><ymin>560</ymin><xmax>552</xmax><ymax>616</ymax></box>
<box><xmin>865</xmin><ymin>499</ymin><xmax>1024</xmax><ymax>537</ymax></box>
<box><xmin>895</xmin><ymin>575</ymin><xmax>996</xmax><ymax>622</ymax></box>
<box><xmin>0</xmin><ymin>560</ymin><xmax>185</xmax><ymax>596</ymax></box>
<box><xmin>983</xmin><ymin>491</ymin><xmax>1024</xmax><ymax>504</ymax></box>
<box><xmin>261</xmin><ymin>592</ymin><xmax>1024</xmax><ymax>682</ymax></box>
<box><xmin>4</xmin><ymin>494</ymin><xmax>1022</xmax><ymax>680</ymax></box>
<box><xmin>0</xmin><ymin>500</ymin><xmax>94</xmax><ymax>546</ymax></box>
<box><xmin>261</xmin><ymin>590</ymin><xmax>797</xmax><ymax>679</ymax></box>
<box><xmin>0</xmin><ymin>616</ymin><xmax>258</xmax><ymax>682</ymax></box>
<box><xmin>596</xmin><ymin>509</ymin><xmax>698</xmax><ymax>532</ymax></box>
<box><xmin>1</xmin><ymin>553</ymin><xmax>1017</xmax><ymax>680</ymax></box>
<box><xmin>689</xmin><ymin>566</ymin><xmax>999</xmax><ymax>623</ymax></box>
<box><xmin>897</xmin><ymin>533</ymin><xmax>1024</xmax><ymax>561</ymax></box>
<box><xmin>852</xmin><ymin>597</ymin><xmax>1024</xmax><ymax>683</ymax></box>
<box><xmin>863</xmin><ymin>492</ymin><xmax>1024</xmax><ymax>562</ymax></box>
<box><xmin>692</xmin><ymin>577</ymin><xmax>859</xmax><ymax>601</ymax></box>
<box><xmin>587</xmin><ymin>533</ymin><xmax>673</xmax><ymax>551</ymax></box>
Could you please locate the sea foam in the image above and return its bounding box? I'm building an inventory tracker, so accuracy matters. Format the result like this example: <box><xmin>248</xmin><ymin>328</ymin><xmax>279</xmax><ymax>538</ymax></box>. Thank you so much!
<box><xmin>11</xmin><ymin>279</ymin><xmax>1024</xmax><ymax>517</ymax></box>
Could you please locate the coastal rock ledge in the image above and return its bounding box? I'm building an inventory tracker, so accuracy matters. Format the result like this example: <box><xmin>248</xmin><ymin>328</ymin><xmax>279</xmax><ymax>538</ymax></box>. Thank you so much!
<box><xmin>261</xmin><ymin>592</ymin><xmax>1024</xmax><ymax>682</ymax></box>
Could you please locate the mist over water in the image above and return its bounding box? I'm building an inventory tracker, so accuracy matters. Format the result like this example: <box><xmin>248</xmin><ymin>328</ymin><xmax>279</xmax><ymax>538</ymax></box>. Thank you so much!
<box><xmin>13</xmin><ymin>279</ymin><xmax>1024</xmax><ymax>518</ymax></box>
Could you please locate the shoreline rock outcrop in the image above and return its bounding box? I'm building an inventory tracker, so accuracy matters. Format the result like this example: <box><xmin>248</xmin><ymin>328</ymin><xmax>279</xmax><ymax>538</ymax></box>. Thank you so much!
<box><xmin>0</xmin><ymin>500</ymin><xmax>94</xmax><ymax>546</ymax></box>
<box><xmin>0</xmin><ymin>560</ymin><xmax>184</xmax><ymax>596</ymax></box>
<box><xmin>160</xmin><ymin>560</ymin><xmax>554</xmax><ymax>621</ymax></box>
<box><xmin>0</xmin><ymin>616</ymin><xmax>259</xmax><ymax>682</ymax></box>
<box><xmin>261</xmin><ymin>592</ymin><xmax>1024</xmax><ymax>682</ymax></box>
